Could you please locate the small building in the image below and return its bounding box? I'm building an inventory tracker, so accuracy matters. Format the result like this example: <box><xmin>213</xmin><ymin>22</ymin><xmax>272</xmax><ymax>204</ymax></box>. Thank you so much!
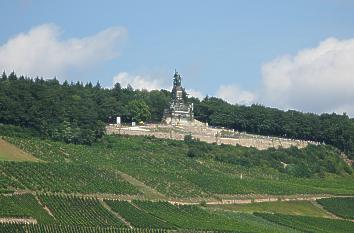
<box><xmin>162</xmin><ymin>70</ymin><xmax>194</xmax><ymax>125</ymax></box>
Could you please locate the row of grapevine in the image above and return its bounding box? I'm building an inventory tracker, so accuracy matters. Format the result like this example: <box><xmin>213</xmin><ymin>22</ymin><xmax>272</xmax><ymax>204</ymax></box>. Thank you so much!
<box><xmin>0</xmin><ymin>224</ymin><xmax>170</xmax><ymax>233</ymax></box>
<box><xmin>317</xmin><ymin>197</ymin><xmax>354</xmax><ymax>220</ymax></box>
<box><xmin>38</xmin><ymin>195</ymin><xmax>125</xmax><ymax>227</ymax></box>
<box><xmin>255</xmin><ymin>212</ymin><xmax>354</xmax><ymax>233</ymax></box>
<box><xmin>104</xmin><ymin>200</ymin><xmax>175</xmax><ymax>229</ymax></box>
<box><xmin>0</xmin><ymin>161</ymin><xmax>139</xmax><ymax>195</ymax></box>
<box><xmin>131</xmin><ymin>201</ymin><xmax>254</xmax><ymax>231</ymax></box>
<box><xmin>0</xmin><ymin>194</ymin><xmax>54</xmax><ymax>224</ymax></box>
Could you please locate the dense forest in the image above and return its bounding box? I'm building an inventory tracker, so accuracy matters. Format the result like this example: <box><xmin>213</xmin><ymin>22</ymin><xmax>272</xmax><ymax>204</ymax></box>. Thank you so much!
<box><xmin>0</xmin><ymin>72</ymin><xmax>353</xmax><ymax>159</ymax></box>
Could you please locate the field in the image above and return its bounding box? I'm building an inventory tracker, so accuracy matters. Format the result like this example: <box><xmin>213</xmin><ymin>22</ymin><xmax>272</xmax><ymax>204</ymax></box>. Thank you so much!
<box><xmin>207</xmin><ymin>200</ymin><xmax>332</xmax><ymax>217</ymax></box>
<box><xmin>317</xmin><ymin>197</ymin><xmax>354</xmax><ymax>220</ymax></box>
<box><xmin>0</xmin><ymin>134</ymin><xmax>353</xmax><ymax>232</ymax></box>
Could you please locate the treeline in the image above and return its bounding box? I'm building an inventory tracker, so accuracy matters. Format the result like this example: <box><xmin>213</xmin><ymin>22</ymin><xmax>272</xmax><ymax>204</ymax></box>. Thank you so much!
<box><xmin>0</xmin><ymin>72</ymin><xmax>170</xmax><ymax>144</ymax></box>
<box><xmin>193</xmin><ymin>97</ymin><xmax>354</xmax><ymax>159</ymax></box>
<box><xmin>0</xmin><ymin>72</ymin><xmax>353</xmax><ymax>159</ymax></box>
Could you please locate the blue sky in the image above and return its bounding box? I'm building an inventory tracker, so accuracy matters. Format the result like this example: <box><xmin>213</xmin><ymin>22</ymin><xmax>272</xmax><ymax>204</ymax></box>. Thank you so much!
<box><xmin>1</xmin><ymin>0</ymin><xmax>354</xmax><ymax>116</ymax></box>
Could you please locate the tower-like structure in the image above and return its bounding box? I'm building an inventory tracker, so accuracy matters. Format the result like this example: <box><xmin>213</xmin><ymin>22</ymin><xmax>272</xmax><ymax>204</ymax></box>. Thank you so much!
<box><xmin>162</xmin><ymin>70</ymin><xmax>194</xmax><ymax>125</ymax></box>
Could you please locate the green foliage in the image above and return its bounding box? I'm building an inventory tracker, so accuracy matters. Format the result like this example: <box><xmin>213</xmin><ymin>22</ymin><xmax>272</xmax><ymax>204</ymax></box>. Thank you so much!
<box><xmin>317</xmin><ymin>197</ymin><xmax>354</xmax><ymax>219</ymax></box>
<box><xmin>127</xmin><ymin>99</ymin><xmax>151</xmax><ymax>122</ymax></box>
<box><xmin>0</xmin><ymin>72</ymin><xmax>169</xmax><ymax>145</ymax></box>
<box><xmin>255</xmin><ymin>212</ymin><xmax>354</xmax><ymax>233</ymax></box>
<box><xmin>184</xmin><ymin>134</ymin><xmax>212</xmax><ymax>158</ymax></box>
<box><xmin>213</xmin><ymin>144</ymin><xmax>352</xmax><ymax>178</ymax></box>
<box><xmin>0</xmin><ymin>124</ymin><xmax>38</xmax><ymax>138</ymax></box>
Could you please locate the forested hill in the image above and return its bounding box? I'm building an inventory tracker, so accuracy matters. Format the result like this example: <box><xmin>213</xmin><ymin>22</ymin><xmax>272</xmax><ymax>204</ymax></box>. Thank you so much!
<box><xmin>0</xmin><ymin>72</ymin><xmax>353</xmax><ymax>159</ymax></box>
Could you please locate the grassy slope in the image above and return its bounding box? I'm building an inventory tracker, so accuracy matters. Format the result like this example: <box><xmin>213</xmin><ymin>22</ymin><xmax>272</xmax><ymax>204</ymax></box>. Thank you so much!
<box><xmin>207</xmin><ymin>200</ymin><xmax>332</xmax><ymax>218</ymax></box>
<box><xmin>0</xmin><ymin>138</ymin><xmax>39</xmax><ymax>162</ymax></box>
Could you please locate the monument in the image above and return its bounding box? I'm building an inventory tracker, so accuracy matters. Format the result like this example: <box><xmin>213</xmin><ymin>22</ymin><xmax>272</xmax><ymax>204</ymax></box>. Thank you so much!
<box><xmin>162</xmin><ymin>70</ymin><xmax>194</xmax><ymax>125</ymax></box>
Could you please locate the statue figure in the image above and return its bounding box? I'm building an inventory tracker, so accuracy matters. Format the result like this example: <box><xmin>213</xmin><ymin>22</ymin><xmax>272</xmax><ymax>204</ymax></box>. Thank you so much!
<box><xmin>173</xmin><ymin>70</ymin><xmax>182</xmax><ymax>86</ymax></box>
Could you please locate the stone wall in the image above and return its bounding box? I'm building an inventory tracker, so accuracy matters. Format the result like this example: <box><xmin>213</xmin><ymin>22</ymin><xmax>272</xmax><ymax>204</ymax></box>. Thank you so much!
<box><xmin>106</xmin><ymin>123</ymin><xmax>317</xmax><ymax>150</ymax></box>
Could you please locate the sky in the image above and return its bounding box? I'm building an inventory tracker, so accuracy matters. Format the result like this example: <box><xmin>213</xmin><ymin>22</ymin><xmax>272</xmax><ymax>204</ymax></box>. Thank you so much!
<box><xmin>1</xmin><ymin>0</ymin><xmax>354</xmax><ymax>116</ymax></box>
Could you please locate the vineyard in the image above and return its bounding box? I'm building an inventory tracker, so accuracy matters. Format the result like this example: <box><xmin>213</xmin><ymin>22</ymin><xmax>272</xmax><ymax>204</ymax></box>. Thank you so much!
<box><xmin>0</xmin><ymin>193</ymin><xmax>353</xmax><ymax>232</ymax></box>
<box><xmin>131</xmin><ymin>201</ymin><xmax>296</xmax><ymax>232</ymax></box>
<box><xmin>255</xmin><ymin>212</ymin><xmax>354</xmax><ymax>233</ymax></box>
<box><xmin>2</xmin><ymin>135</ymin><xmax>354</xmax><ymax>199</ymax></box>
<box><xmin>0</xmin><ymin>194</ymin><xmax>54</xmax><ymax>224</ymax></box>
<box><xmin>0</xmin><ymin>161</ymin><xmax>139</xmax><ymax>195</ymax></box>
<box><xmin>317</xmin><ymin>197</ymin><xmax>354</xmax><ymax>220</ymax></box>
<box><xmin>38</xmin><ymin>195</ymin><xmax>125</xmax><ymax>227</ymax></box>
<box><xmin>104</xmin><ymin>200</ymin><xmax>175</xmax><ymax>229</ymax></box>
<box><xmin>0</xmin><ymin>224</ymin><xmax>171</xmax><ymax>233</ymax></box>
<box><xmin>0</xmin><ymin>135</ymin><xmax>354</xmax><ymax>232</ymax></box>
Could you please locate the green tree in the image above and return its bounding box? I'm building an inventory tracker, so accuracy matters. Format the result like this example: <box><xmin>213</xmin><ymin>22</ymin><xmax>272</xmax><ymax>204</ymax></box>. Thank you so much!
<box><xmin>127</xmin><ymin>99</ymin><xmax>151</xmax><ymax>123</ymax></box>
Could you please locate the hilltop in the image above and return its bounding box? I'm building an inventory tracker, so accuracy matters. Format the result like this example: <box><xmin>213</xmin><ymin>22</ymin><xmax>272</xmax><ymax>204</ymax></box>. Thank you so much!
<box><xmin>0</xmin><ymin>72</ymin><xmax>354</xmax><ymax>232</ymax></box>
<box><xmin>1</xmin><ymin>71</ymin><xmax>354</xmax><ymax>159</ymax></box>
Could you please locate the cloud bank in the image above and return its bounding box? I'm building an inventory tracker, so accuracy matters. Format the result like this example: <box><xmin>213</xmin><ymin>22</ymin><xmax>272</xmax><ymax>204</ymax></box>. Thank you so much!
<box><xmin>113</xmin><ymin>72</ymin><xmax>168</xmax><ymax>91</ymax></box>
<box><xmin>216</xmin><ymin>84</ymin><xmax>256</xmax><ymax>105</ymax></box>
<box><xmin>0</xmin><ymin>24</ymin><xmax>126</xmax><ymax>78</ymax></box>
<box><xmin>216</xmin><ymin>37</ymin><xmax>354</xmax><ymax>116</ymax></box>
<box><xmin>261</xmin><ymin>37</ymin><xmax>354</xmax><ymax>116</ymax></box>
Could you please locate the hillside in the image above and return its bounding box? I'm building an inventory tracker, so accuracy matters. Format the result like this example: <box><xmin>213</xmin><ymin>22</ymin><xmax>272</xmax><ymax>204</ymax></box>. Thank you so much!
<box><xmin>1</xmin><ymin>73</ymin><xmax>354</xmax><ymax>160</ymax></box>
<box><xmin>0</xmin><ymin>134</ymin><xmax>353</xmax><ymax>232</ymax></box>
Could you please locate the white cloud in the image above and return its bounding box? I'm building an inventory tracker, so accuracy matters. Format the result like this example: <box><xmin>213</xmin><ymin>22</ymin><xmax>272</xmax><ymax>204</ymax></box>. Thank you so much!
<box><xmin>216</xmin><ymin>84</ymin><xmax>256</xmax><ymax>105</ymax></box>
<box><xmin>261</xmin><ymin>37</ymin><xmax>354</xmax><ymax>116</ymax></box>
<box><xmin>186</xmin><ymin>89</ymin><xmax>204</xmax><ymax>99</ymax></box>
<box><xmin>112</xmin><ymin>72</ymin><xmax>205</xmax><ymax>99</ymax></box>
<box><xmin>0</xmin><ymin>24</ymin><xmax>126</xmax><ymax>78</ymax></box>
<box><xmin>113</xmin><ymin>72</ymin><xmax>168</xmax><ymax>91</ymax></box>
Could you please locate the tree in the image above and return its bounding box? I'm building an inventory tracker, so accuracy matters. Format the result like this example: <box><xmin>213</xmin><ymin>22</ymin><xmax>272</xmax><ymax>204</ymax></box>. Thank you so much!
<box><xmin>126</xmin><ymin>99</ymin><xmax>151</xmax><ymax>122</ymax></box>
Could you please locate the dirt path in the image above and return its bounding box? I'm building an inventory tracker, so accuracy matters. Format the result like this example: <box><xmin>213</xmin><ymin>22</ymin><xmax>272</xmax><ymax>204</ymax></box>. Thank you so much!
<box><xmin>34</xmin><ymin>194</ymin><xmax>56</xmax><ymax>219</ymax></box>
<box><xmin>169</xmin><ymin>195</ymin><xmax>354</xmax><ymax>206</ymax></box>
<box><xmin>116</xmin><ymin>170</ymin><xmax>167</xmax><ymax>200</ymax></box>
<box><xmin>6</xmin><ymin>189</ymin><xmax>354</xmax><ymax>208</ymax></box>
<box><xmin>99</xmin><ymin>199</ymin><xmax>133</xmax><ymax>228</ymax></box>
<box><xmin>310</xmin><ymin>200</ymin><xmax>343</xmax><ymax>219</ymax></box>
